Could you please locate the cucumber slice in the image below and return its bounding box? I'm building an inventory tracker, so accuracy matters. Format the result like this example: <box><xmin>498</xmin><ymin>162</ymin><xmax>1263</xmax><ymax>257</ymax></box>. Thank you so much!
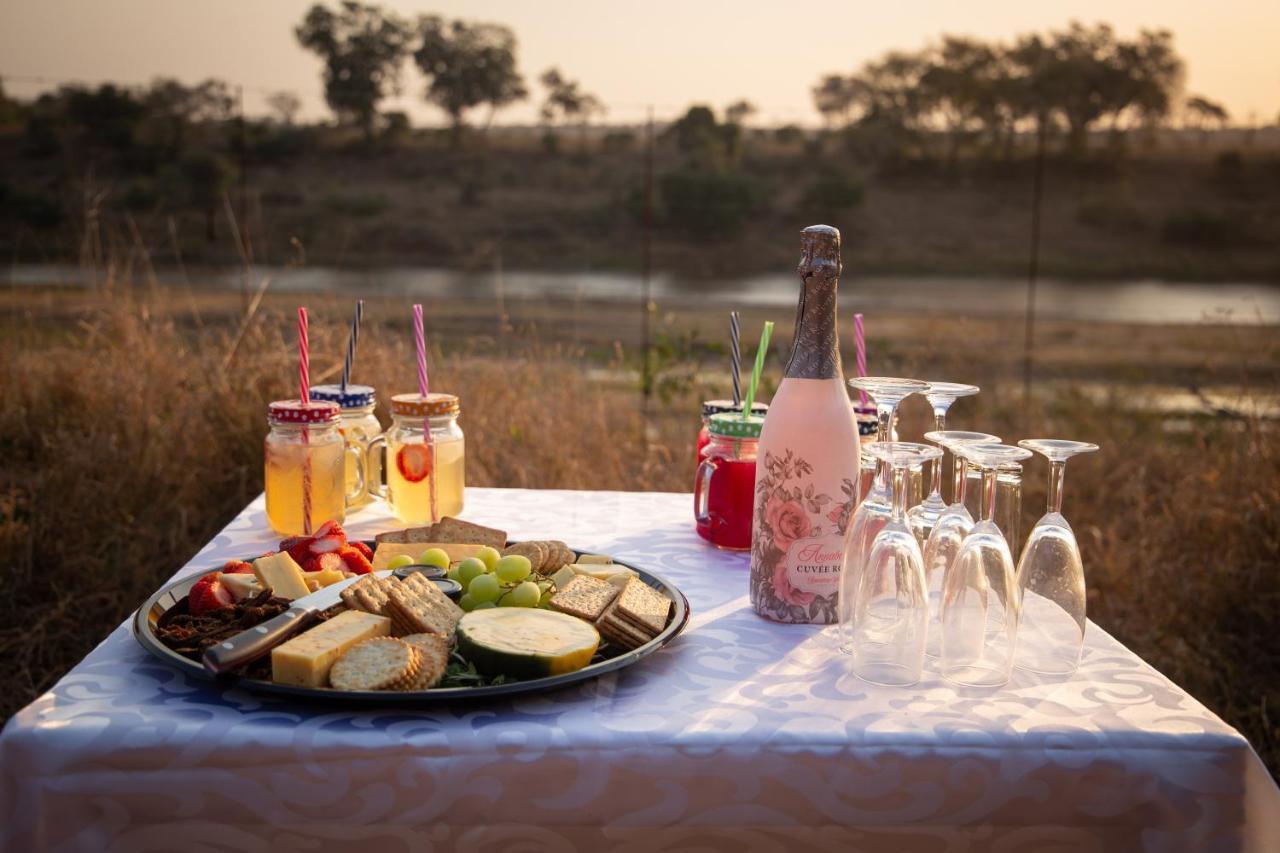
<box><xmin>456</xmin><ymin>609</ymin><xmax>600</xmax><ymax>680</ymax></box>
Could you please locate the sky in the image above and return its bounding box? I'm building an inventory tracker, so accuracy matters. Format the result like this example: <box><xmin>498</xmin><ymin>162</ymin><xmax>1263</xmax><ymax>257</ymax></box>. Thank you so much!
<box><xmin>2</xmin><ymin>0</ymin><xmax>1278</xmax><ymax>127</ymax></box>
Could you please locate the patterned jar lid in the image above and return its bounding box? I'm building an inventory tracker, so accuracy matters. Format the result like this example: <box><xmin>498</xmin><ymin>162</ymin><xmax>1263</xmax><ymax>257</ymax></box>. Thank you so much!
<box><xmin>268</xmin><ymin>399</ymin><xmax>340</xmax><ymax>424</ymax></box>
<box><xmin>391</xmin><ymin>392</ymin><xmax>460</xmax><ymax>418</ymax></box>
<box><xmin>708</xmin><ymin>412</ymin><xmax>764</xmax><ymax>440</ymax></box>
<box><xmin>853</xmin><ymin>403</ymin><xmax>879</xmax><ymax>437</ymax></box>
<box><xmin>310</xmin><ymin>383</ymin><xmax>376</xmax><ymax>409</ymax></box>
<box><xmin>702</xmin><ymin>399</ymin><xmax>769</xmax><ymax>418</ymax></box>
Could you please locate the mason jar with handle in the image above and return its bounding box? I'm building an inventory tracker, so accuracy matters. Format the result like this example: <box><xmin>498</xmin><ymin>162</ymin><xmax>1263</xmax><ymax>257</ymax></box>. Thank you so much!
<box><xmin>264</xmin><ymin>399</ymin><xmax>367</xmax><ymax>536</ymax></box>
<box><xmin>695</xmin><ymin>413</ymin><xmax>764</xmax><ymax>550</ymax></box>
<box><xmin>367</xmin><ymin>392</ymin><xmax>464</xmax><ymax>523</ymax></box>
<box><xmin>309</xmin><ymin>383</ymin><xmax>382</xmax><ymax>509</ymax></box>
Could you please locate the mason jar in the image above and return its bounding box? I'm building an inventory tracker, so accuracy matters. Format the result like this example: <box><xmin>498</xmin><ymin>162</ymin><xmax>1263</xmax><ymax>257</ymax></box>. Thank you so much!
<box><xmin>264</xmin><ymin>399</ymin><xmax>366</xmax><ymax>536</ymax></box>
<box><xmin>368</xmin><ymin>392</ymin><xmax>464</xmax><ymax>523</ymax></box>
<box><xmin>310</xmin><ymin>384</ymin><xmax>382</xmax><ymax>509</ymax></box>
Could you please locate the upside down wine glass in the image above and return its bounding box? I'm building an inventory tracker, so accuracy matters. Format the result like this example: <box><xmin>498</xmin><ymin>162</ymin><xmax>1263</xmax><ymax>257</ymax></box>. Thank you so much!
<box><xmin>848</xmin><ymin>441</ymin><xmax>941</xmax><ymax>686</ymax></box>
<box><xmin>1014</xmin><ymin>439</ymin><xmax>1100</xmax><ymax>676</ymax></box>
<box><xmin>907</xmin><ymin>382</ymin><xmax>979</xmax><ymax>546</ymax></box>
<box><xmin>939</xmin><ymin>442</ymin><xmax>1033</xmax><ymax>687</ymax></box>
<box><xmin>837</xmin><ymin>377</ymin><xmax>929</xmax><ymax>654</ymax></box>
<box><xmin>921</xmin><ymin>430</ymin><xmax>1001</xmax><ymax>658</ymax></box>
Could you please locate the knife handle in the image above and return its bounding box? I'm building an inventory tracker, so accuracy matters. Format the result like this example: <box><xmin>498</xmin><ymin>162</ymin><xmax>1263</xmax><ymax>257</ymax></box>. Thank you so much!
<box><xmin>202</xmin><ymin>607</ymin><xmax>315</xmax><ymax>675</ymax></box>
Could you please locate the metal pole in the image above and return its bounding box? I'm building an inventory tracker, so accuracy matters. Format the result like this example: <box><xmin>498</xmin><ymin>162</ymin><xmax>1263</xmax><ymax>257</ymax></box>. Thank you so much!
<box><xmin>1022</xmin><ymin>119</ymin><xmax>1046</xmax><ymax>420</ymax></box>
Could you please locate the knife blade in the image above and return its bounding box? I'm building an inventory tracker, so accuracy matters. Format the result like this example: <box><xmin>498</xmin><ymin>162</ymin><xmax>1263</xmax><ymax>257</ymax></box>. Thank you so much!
<box><xmin>201</xmin><ymin>570</ymin><xmax>391</xmax><ymax>675</ymax></box>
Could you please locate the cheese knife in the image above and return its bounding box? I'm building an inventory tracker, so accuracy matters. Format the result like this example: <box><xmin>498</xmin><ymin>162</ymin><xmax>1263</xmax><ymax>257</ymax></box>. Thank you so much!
<box><xmin>201</xmin><ymin>570</ymin><xmax>392</xmax><ymax>675</ymax></box>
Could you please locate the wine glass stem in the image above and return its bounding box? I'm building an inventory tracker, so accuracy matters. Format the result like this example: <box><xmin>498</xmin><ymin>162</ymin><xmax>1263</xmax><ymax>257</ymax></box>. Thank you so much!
<box><xmin>891</xmin><ymin>464</ymin><xmax>909</xmax><ymax>522</ymax></box>
<box><xmin>874</xmin><ymin>401</ymin><xmax>896</xmax><ymax>490</ymax></box>
<box><xmin>951</xmin><ymin>451</ymin><xmax>966</xmax><ymax>506</ymax></box>
<box><xmin>1047</xmin><ymin>460</ymin><xmax>1067</xmax><ymax>514</ymax></box>
<box><xmin>929</xmin><ymin>411</ymin><xmax>946</xmax><ymax>499</ymax></box>
<box><xmin>982</xmin><ymin>467</ymin><xmax>998</xmax><ymax>522</ymax></box>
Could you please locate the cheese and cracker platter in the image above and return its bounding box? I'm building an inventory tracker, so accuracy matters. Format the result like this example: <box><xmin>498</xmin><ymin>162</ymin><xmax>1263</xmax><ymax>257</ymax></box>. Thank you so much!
<box><xmin>132</xmin><ymin>516</ymin><xmax>690</xmax><ymax>703</ymax></box>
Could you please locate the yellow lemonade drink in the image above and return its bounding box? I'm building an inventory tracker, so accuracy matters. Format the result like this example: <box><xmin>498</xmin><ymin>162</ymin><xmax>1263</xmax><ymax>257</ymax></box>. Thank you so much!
<box><xmin>374</xmin><ymin>392</ymin><xmax>466</xmax><ymax>523</ymax></box>
<box><xmin>263</xmin><ymin>400</ymin><xmax>350</xmax><ymax>536</ymax></box>
<box><xmin>310</xmin><ymin>384</ymin><xmax>382</xmax><ymax>509</ymax></box>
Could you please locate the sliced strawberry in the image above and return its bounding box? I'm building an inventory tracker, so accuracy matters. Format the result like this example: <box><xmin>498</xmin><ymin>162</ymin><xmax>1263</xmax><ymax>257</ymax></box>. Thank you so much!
<box><xmin>337</xmin><ymin>544</ymin><xmax>373</xmax><ymax>575</ymax></box>
<box><xmin>279</xmin><ymin>535</ymin><xmax>307</xmax><ymax>552</ymax></box>
<box><xmin>188</xmin><ymin>573</ymin><xmax>233</xmax><ymax>614</ymax></box>
<box><xmin>350</xmin><ymin>541</ymin><xmax>373</xmax><ymax>561</ymax></box>
<box><xmin>308</xmin><ymin>521</ymin><xmax>347</xmax><ymax>555</ymax></box>
<box><xmin>396</xmin><ymin>444</ymin><xmax>432</xmax><ymax>483</ymax></box>
<box><xmin>221</xmin><ymin>560</ymin><xmax>253</xmax><ymax>574</ymax></box>
<box><xmin>300</xmin><ymin>552</ymin><xmax>345</xmax><ymax>574</ymax></box>
<box><xmin>285</xmin><ymin>539</ymin><xmax>313</xmax><ymax>564</ymax></box>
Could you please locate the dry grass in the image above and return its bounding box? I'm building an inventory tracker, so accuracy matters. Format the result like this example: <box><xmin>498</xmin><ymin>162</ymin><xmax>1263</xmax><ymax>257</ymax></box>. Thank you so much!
<box><xmin>1</xmin><ymin>281</ymin><xmax>1276</xmax><ymax>779</ymax></box>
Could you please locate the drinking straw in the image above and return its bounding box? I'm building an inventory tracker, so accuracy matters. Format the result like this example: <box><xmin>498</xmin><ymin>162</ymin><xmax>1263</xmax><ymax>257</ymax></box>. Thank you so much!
<box><xmin>297</xmin><ymin>307</ymin><xmax>313</xmax><ymax>535</ymax></box>
<box><xmin>730</xmin><ymin>311</ymin><xmax>742</xmax><ymax>407</ymax></box>
<box><xmin>412</xmin><ymin>303</ymin><xmax>438</xmax><ymax>520</ymax></box>
<box><xmin>340</xmin><ymin>299</ymin><xmax>364</xmax><ymax>393</ymax></box>
<box><xmin>854</xmin><ymin>312</ymin><xmax>868</xmax><ymax>406</ymax></box>
<box><xmin>741</xmin><ymin>321</ymin><xmax>773</xmax><ymax>420</ymax></box>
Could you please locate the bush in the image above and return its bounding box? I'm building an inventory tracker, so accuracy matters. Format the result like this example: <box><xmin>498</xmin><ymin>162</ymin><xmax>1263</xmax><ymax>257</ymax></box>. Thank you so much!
<box><xmin>8</xmin><ymin>187</ymin><xmax>63</xmax><ymax>229</ymax></box>
<box><xmin>1076</xmin><ymin>197</ymin><xmax>1145</xmax><ymax>232</ymax></box>
<box><xmin>1160</xmin><ymin>208</ymin><xmax>1236</xmax><ymax>248</ymax></box>
<box><xmin>800</xmin><ymin>168</ymin><xmax>864</xmax><ymax>215</ymax></box>
<box><xmin>657</xmin><ymin>170</ymin><xmax>764</xmax><ymax>239</ymax></box>
<box><xmin>323</xmin><ymin>192</ymin><xmax>390</xmax><ymax>218</ymax></box>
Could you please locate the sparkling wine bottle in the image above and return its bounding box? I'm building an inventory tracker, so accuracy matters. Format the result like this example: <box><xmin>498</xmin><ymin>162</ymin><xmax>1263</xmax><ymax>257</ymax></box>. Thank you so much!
<box><xmin>749</xmin><ymin>225</ymin><xmax>861</xmax><ymax>624</ymax></box>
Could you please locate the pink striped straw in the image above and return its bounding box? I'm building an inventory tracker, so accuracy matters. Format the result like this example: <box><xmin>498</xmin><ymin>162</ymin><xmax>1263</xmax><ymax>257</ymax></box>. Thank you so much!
<box><xmin>297</xmin><ymin>306</ymin><xmax>313</xmax><ymax>534</ymax></box>
<box><xmin>854</xmin><ymin>313</ymin><xmax>868</xmax><ymax>406</ymax></box>
<box><xmin>413</xmin><ymin>303</ymin><xmax>429</xmax><ymax>397</ymax></box>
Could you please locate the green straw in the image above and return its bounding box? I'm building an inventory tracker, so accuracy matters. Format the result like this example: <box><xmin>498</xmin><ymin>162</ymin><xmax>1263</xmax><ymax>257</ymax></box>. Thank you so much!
<box><xmin>741</xmin><ymin>321</ymin><xmax>773</xmax><ymax>419</ymax></box>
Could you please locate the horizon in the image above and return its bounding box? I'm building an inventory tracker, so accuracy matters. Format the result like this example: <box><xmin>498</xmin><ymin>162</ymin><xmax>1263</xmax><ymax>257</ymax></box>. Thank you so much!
<box><xmin>1</xmin><ymin>0</ymin><xmax>1278</xmax><ymax>127</ymax></box>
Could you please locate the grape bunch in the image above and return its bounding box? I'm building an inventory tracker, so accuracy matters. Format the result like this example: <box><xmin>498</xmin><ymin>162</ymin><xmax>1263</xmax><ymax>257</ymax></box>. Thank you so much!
<box><xmin>430</xmin><ymin>547</ymin><xmax>554</xmax><ymax>612</ymax></box>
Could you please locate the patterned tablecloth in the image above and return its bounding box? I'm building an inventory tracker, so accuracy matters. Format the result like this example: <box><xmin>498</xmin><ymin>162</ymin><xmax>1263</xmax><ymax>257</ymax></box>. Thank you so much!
<box><xmin>2</xmin><ymin>489</ymin><xmax>1276</xmax><ymax>852</ymax></box>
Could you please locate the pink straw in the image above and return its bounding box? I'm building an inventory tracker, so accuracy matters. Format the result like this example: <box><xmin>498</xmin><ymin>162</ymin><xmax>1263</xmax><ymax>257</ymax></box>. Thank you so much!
<box><xmin>854</xmin><ymin>313</ymin><xmax>868</xmax><ymax>406</ymax></box>
<box><xmin>412</xmin><ymin>304</ymin><xmax>438</xmax><ymax>520</ymax></box>
<box><xmin>297</xmin><ymin>307</ymin><xmax>313</xmax><ymax>534</ymax></box>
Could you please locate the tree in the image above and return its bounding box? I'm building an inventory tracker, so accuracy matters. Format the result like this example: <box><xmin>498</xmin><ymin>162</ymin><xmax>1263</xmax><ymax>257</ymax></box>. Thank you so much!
<box><xmin>142</xmin><ymin>78</ymin><xmax>234</xmax><ymax>158</ymax></box>
<box><xmin>267</xmin><ymin>91</ymin><xmax>303</xmax><ymax>125</ymax></box>
<box><xmin>725</xmin><ymin>99</ymin><xmax>757</xmax><ymax>127</ymax></box>
<box><xmin>179</xmin><ymin>150</ymin><xmax>236</xmax><ymax>241</ymax></box>
<box><xmin>538</xmin><ymin>67</ymin><xmax>604</xmax><ymax>150</ymax></box>
<box><xmin>812</xmin><ymin>74</ymin><xmax>868</xmax><ymax>127</ymax></box>
<box><xmin>295</xmin><ymin>2</ymin><xmax>412</xmax><ymax>143</ymax></box>
<box><xmin>413</xmin><ymin>15</ymin><xmax>527</xmax><ymax>144</ymax></box>
<box><xmin>919</xmin><ymin>37</ymin><xmax>1002</xmax><ymax>164</ymax></box>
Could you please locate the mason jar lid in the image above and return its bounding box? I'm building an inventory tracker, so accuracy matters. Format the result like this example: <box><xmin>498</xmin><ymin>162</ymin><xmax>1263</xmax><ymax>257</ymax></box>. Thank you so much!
<box><xmin>310</xmin><ymin>383</ymin><xmax>376</xmax><ymax>409</ymax></box>
<box><xmin>391</xmin><ymin>392</ymin><xmax>460</xmax><ymax>418</ymax></box>
<box><xmin>708</xmin><ymin>412</ymin><xmax>764</xmax><ymax>440</ymax></box>
<box><xmin>268</xmin><ymin>399</ymin><xmax>340</xmax><ymax>425</ymax></box>
<box><xmin>853</xmin><ymin>403</ymin><xmax>878</xmax><ymax>437</ymax></box>
<box><xmin>702</xmin><ymin>399</ymin><xmax>769</xmax><ymax>418</ymax></box>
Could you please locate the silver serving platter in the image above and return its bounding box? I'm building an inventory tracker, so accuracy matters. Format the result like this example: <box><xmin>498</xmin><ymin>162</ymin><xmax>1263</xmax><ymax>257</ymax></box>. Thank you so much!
<box><xmin>132</xmin><ymin>543</ymin><xmax>690</xmax><ymax>704</ymax></box>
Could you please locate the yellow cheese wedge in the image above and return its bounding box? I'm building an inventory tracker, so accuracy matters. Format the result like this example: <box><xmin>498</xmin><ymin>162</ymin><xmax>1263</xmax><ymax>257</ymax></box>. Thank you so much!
<box><xmin>576</xmin><ymin>554</ymin><xmax>614</xmax><ymax>565</ymax></box>
<box><xmin>252</xmin><ymin>552</ymin><xmax>312</xmax><ymax>601</ymax></box>
<box><xmin>303</xmin><ymin>566</ymin><xmax>346</xmax><ymax>592</ymax></box>
<box><xmin>271</xmin><ymin>610</ymin><xmax>392</xmax><ymax>687</ymax></box>
<box><xmin>572</xmin><ymin>563</ymin><xmax>638</xmax><ymax>583</ymax></box>
<box><xmin>372</xmin><ymin>542</ymin><xmax>486</xmax><ymax>571</ymax></box>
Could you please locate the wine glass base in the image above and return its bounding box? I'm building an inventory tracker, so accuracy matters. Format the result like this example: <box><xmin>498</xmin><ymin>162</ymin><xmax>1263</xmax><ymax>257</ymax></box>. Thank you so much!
<box><xmin>852</xmin><ymin>660</ymin><xmax>920</xmax><ymax>687</ymax></box>
<box><xmin>941</xmin><ymin>662</ymin><xmax>1010</xmax><ymax>688</ymax></box>
<box><xmin>1015</xmin><ymin>657</ymin><xmax>1080</xmax><ymax>677</ymax></box>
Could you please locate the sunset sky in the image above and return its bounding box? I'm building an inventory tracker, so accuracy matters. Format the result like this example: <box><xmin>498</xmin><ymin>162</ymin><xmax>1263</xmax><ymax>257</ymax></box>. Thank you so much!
<box><xmin>2</xmin><ymin>0</ymin><xmax>1278</xmax><ymax>127</ymax></box>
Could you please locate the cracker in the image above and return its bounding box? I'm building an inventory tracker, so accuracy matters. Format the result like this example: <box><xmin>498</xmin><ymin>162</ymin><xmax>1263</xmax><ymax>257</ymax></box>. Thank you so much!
<box><xmin>386</xmin><ymin>582</ymin><xmax>463</xmax><ymax>637</ymax></box>
<box><xmin>550</xmin><ymin>575</ymin><xmax>619</xmax><ymax>622</ymax></box>
<box><xmin>340</xmin><ymin>575</ymin><xmax>395</xmax><ymax>616</ymax></box>
<box><xmin>503</xmin><ymin>541</ymin><xmax>546</xmax><ymax>571</ymax></box>
<box><xmin>401</xmin><ymin>633</ymin><xmax>451</xmax><ymax>690</ymax></box>
<box><xmin>595</xmin><ymin>598</ymin><xmax>652</xmax><ymax>650</ymax></box>
<box><xmin>615</xmin><ymin>577</ymin><xmax>672</xmax><ymax>636</ymax></box>
<box><xmin>542</xmin><ymin>541</ymin><xmax>574</xmax><ymax>574</ymax></box>
<box><xmin>434</xmin><ymin>517</ymin><xmax>506</xmax><ymax>548</ymax></box>
<box><xmin>330</xmin><ymin>638</ymin><xmax>420</xmax><ymax>690</ymax></box>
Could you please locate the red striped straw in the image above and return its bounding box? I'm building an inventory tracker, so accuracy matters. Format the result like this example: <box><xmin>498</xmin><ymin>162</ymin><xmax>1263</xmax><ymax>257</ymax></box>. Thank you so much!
<box><xmin>413</xmin><ymin>303</ymin><xmax>429</xmax><ymax>397</ymax></box>
<box><xmin>297</xmin><ymin>306</ymin><xmax>313</xmax><ymax>534</ymax></box>
<box><xmin>854</xmin><ymin>313</ymin><xmax>868</xmax><ymax>406</ymax></box>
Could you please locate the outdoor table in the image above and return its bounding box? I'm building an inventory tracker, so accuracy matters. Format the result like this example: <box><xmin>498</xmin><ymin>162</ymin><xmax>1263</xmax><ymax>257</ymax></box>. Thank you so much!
<box><xmin>2</xmin><ymin>488</ymin><xmax>1277</xmax><ymax>851</ymax></box>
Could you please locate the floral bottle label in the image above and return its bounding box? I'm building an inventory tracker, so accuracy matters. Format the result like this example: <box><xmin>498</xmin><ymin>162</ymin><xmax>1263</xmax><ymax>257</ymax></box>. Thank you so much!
<box><xmin>750</xmin><ymin>448</ymin><xmax>857</xmax><ymax>624</ymax></box>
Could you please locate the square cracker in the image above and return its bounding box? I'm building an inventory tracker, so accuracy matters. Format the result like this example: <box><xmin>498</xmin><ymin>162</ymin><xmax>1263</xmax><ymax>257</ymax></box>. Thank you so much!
<box><xmin>376</xmin><ymin>524</ymin><xmax>440</xmax><ymax>545</ymax></box>
<box><xmin>614</xmin><ymin>577</ymin><xmax>672</xmax><ymax>636</ymax></box>
<box><xmin>340</xmin><ymin>575</ymin><xmax>396</xmax><ymax>616</ymax></box>
<box><xmin>434</xmin><ymin>517</ymin><xmax>506</xmax><ymax>549</ymax></box>
<box><xmin>385</xmin><ymin>581</ymin><xmax>463</xmax><ymax>638</ymax></box>
<box><xmin>595</xmin><ymin>598</ymin><xmax>652</xmax><ymax>650</ymax></box>
<box><xmin>550</xmin><ymin>575</ymin><xmax>618</xmax><ymax>622</ymax></box>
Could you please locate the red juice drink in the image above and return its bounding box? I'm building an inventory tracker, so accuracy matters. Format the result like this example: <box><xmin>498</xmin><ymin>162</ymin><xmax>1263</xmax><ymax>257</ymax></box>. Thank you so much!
<box><xmin>694</xmin><ymin>413</ymin><xmax>763</xmax><ymax>550</ymax></box>
<box><xmin>697</xmin><ymin>400</ymin><xmax>767</xmax><ymax>464</ymax></box>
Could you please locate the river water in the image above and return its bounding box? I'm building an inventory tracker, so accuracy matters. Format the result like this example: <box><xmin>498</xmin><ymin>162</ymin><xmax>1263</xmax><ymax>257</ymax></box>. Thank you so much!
<box><xmin>6</xmin><ymin>263</ymin><xmax>1278</xmax><ymax>325</ymax></box>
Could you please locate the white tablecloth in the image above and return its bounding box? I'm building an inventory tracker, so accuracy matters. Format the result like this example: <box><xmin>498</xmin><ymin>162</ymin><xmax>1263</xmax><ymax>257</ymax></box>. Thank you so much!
<box><xmin>2</xmin><ymin>489</ymin><xmax>1276</xmax><ymax>852</ymax></box>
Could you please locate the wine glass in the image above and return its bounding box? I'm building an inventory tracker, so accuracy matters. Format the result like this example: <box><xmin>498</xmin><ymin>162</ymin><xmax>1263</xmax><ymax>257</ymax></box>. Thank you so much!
<box><xmin>837</xmin><ymin>377</ymin><xmax>929</xmax><ymax>654</ymax></box>
<box><xmin>908</xmin><ymin>382</ymin><xmax>979</xmax><ymax>545</ymax></box>
<box><xmin>848</xmin><ymin>441</ymin><xmax>941</xmax><ymax>686</ymax></box>
<box><xmin>1014</xmin><ymin>439</ymin><xmax>1100</xmax><ymax>676</ymax></box>
<box><xmin>920</xmin><ymin>430</ymin><xmax>1001</xmax><ymax>658</ymax></box>
<box><xmin>939</xmin><ymin>442</ymin><xmax>1032</xmax><ymax>688</ymax></box>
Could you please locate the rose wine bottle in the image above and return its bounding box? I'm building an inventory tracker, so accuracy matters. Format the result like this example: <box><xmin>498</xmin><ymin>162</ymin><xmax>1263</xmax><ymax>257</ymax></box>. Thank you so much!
<box><xmin>749</xmin><ymin>225</ymin><xmax>861</xmax><ymax>624</ymax></box>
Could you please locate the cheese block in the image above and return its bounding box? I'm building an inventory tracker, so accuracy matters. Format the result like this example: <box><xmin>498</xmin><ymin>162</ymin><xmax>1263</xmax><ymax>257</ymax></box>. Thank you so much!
<box><xmin>252</xmin><ymin>552</ymin><xmax>311</xmax><ymax>600</ymax></box>
<box><xmin>220</xmin><ymin>573</ymin><xmax>263</xmax><ymax>602</ymax></box>
<box><xmin>550</xmin><ymin>565</ymin><xmax>578</xmax><ymax>593</ymax></box>
<box><xmin>303</xmin><ymin>567</ymin><xmax>346</xmax><ymax>592</ymax></box>
<box><xmin>271</xmin><ymin>610</ymin><xmax>392</xmax><ymax>687</ymax></box>
<box><xmin>571</xmin><ymin>564</ymin><xmax>638</xmax><ymax>583</ymax></box>
<box><xmin>372</xmin><ymin>542</ymin><xmax>487</xmax><ymax>571</ymax></box>
<box><xmin>576</xmin><ymin>554</ymin><xmax>614</xmax><ymax>565</ymax></box>
<box><xmin>456</xmin><ymin>609</ymin><xmax>599</xmax><ymax>679</ymax></box>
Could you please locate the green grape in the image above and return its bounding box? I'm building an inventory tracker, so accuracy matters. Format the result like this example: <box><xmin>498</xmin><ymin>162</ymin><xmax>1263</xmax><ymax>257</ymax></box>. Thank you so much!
<box><xmin>509</xmin><ymin>580</ymin><xmax>541</xmax><ymax>608</ymax></box>
<box><xmin>418</xmin><ymin>548</ymin><xmax>450</xmax><ymax>570</ymax></box>
<box><xmin>494</xmin><ymin>555</ymin><xmax>532</xmax><ymax>583</ymax></box>
<box><xmin>497</xmin><ymin>591</ymin><xmax>521</xmax><ymax>607</ymax></box>
<box><xmin>446</xmin><ymin>568</ymin><xmax>462</xmax><ymax>584</ymax></box>
<box><xmin>386</xmin><ymin>554</ymin><xmax>415</xmax><ymax>571</ymax></box>
<box><xmin>458</xmin><ymin>593</ymin><xmax>477</xmax><ymax>612</ymax></box>
<box><xmin>468</xmin><ymin>573</ymin><xmax>501</xmax><ymax>603</ymax></box>
<box><xmin>537</xmin><ymin>590</ymin><xmax>554</xmax><ymax>609</ymax></box>
<box><xmin>472</xmin><ymin>601</ymin><xmax>496</xmax><ymax>610</ymax></box>
<box><xmin>476</xmin><ymin>546</ymin><xmax>501</xmax><ymax>572</ymax></box>
<box><xmin>456</xmin><ymin>558</ymin><xmax>487</xmax><ymax>589</ymax></box>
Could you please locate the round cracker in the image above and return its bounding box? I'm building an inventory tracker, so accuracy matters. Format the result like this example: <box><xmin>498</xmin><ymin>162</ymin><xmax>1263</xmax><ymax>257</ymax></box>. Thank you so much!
<box><xmin>330</xmin><ymin>638</ymin><xmax>418</xmax><ymax>691</ymax></box>
<box><xmin>503</xmin><ymin>541</ymin><xmax>547</xmax><ymax>571</ymax></box>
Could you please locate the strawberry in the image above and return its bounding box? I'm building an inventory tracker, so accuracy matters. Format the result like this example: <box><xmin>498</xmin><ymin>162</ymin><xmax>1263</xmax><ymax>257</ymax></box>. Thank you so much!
<box><xmin>350</xmin><ymin>540</ymin><xmax>373</xmax><ymax>561</ymax></box>
<box><xmin>188</xmin><ymin>573</ymin><xmax>233</xmax><ymax>614</ymax></box>
<box><xmin>221</xmin><ymin>560</ymin><xmax>253</xmax><ymax>574</ymax></box>
<box><xmin>300</xmin><ymin>552</ymin><xmax>344</xmax><ymax>574</ymax></box>
<box><xmin>337</xmin><ymin>544</ymin><xmax>373</xmax><ymax>575</ymax></box>
<box><xmin>308</xmin><ymin>520</ymin><xmax>347</xmax><ymax>555</ymax></box>
<box><xmin>285</xmin><ymin>539</ymin><xmax>313</xmax><ymax>564</ymax></box>
<box><xmin>396</xmin><ymin>444</ymin><xmax>432</xmax><ymax>483</ymax></box>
